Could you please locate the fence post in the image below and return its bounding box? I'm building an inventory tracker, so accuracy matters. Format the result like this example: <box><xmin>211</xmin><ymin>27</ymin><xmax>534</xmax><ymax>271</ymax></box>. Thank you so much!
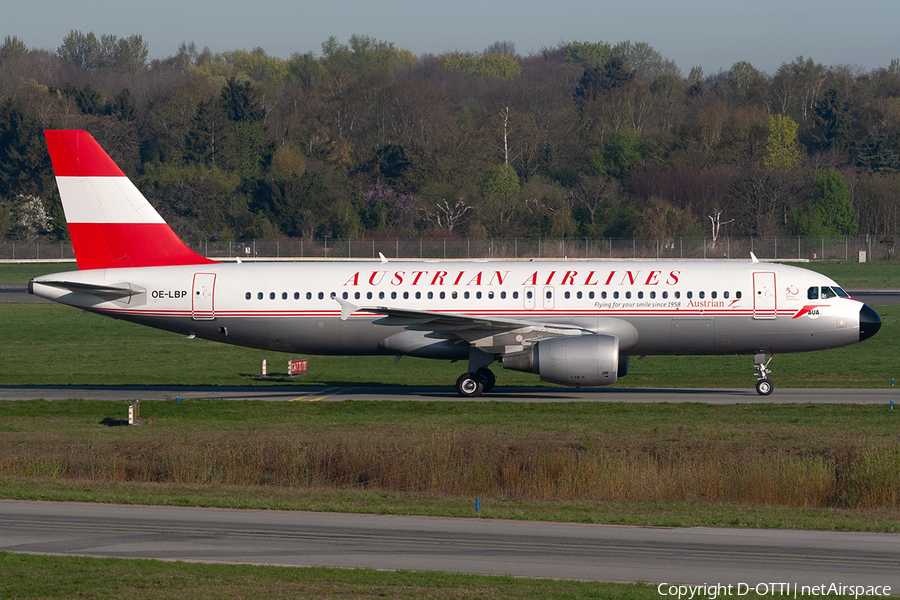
<box><xmin>774</xmin><ymin>237</ymin><xmax>777</xmax><ymax>260</ymax></box>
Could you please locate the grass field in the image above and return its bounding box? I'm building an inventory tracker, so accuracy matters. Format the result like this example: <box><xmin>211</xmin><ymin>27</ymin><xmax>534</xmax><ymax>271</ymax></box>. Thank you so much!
<box><xmin>11</xmin><ymin>552</ymin><xmax>837</xmax><ymax>600</ymax></box>
<box><xmin>2</xmin><ymin>400</ymin><xmax>899</xmax><ymax>531</ymax></box>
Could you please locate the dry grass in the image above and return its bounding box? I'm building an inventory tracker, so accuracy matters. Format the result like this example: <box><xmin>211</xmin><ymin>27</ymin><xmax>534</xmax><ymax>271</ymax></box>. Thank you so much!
<box><xmin>4</xmin><ymin>424</ymin><xmax>899</xmax><ymax>509</ymax></box>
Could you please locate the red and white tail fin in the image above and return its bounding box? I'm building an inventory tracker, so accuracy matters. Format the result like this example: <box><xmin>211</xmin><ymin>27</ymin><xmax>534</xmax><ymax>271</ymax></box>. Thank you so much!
<box><xmin>44</xmin><ymin>130</ymin><xmax>216</xmax><ymax>270</ymax></box>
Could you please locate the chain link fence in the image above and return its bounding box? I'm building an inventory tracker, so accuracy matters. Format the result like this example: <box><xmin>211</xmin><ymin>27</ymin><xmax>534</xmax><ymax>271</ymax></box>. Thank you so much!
<box><xmin>0</xmin><ymin>236</ymin><xmax>890</xmax><ymax>262</ymax></box>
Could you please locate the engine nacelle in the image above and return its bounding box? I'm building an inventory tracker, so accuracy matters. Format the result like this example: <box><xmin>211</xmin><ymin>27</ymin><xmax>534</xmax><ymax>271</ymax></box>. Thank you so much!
<box><xmin>502</xmin><ymin>335</ymin><xmax>620</xmax><ymax>387</ymax></box>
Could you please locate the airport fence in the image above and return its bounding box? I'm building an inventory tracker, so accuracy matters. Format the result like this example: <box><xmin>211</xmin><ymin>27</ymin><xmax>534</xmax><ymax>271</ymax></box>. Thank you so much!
<box><xmin>0</xmin><ymin>235</ymin><xmax>891</xmax><ymax>262</ymax></box>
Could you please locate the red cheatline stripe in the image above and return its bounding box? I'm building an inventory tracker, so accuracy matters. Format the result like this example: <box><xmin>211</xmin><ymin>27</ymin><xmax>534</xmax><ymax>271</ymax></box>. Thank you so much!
<box><xmin>45</xmin><ymin>130</ymin><xmax>126</xmax><ymax>178</ymax></box>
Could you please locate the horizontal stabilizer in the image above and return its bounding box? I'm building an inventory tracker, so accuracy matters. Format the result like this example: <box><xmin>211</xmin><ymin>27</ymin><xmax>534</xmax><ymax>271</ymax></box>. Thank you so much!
<box><xmin>35</xmin><ymin>279</ymin><xmax>145</xmax><ymax>299</ymax></box>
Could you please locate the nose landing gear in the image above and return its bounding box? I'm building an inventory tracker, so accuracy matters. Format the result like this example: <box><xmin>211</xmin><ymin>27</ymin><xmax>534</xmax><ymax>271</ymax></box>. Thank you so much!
<box><xmin>754</xmin><ymin>353</ymin><xmax>774</xmax><ymax>396</ymax></box>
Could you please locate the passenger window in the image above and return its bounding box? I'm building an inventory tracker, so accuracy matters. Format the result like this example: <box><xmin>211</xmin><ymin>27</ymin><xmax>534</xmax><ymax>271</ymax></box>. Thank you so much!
<box><xmin>625</xmin><ymin>291</ymin><xmax>631</xmax><ymax>299</ymax></box>
<box><xmin>415</xmin><ymin>292</ymin><xmax>421</xmax><ymax>299</ymax></box>
<box><xmin>711</xmin><ymin>291</ymin><xmax>716</xmax><ymax>299</ymax></box>
<box><xmin>317</xmin><ymin>292</ymin><xmax>324</xmax><ymax>300</ymax></box>
<box><xmin>488</xmin><ymin>291</ymin><xmax>494</xmax><ymax>299</ymax></box>
<box><xmin>613</xmin><ymin>292</ymin><xmax>619</xmax><ymax>299</ymax></box>
<box><xmin>342</xmin><ymin>292</ymin><xmax>348</xmax><ymax>299</ymax></box>
<box><xmin>354</xmin><ymin>292</ymin><xmax>360</xmax><ymax>300</ymax></box>
<box><xmin>637</xmin><ymin>291</ymin><xmax>643</xmax><ymax>299</ymax></box>
<box><xmin>270</xmin><ymin>292</ymin><xmax>276</xmax><ymax>300</ymax></box>
<box><xmin>294</xmin><ymin>292</ymin><xmax>300</xmax><ymax>300</ymax></box>
<box><xmin>576</xmin><ymin>291</ymin><xmax>582</xmax><ymax>299</ymax></box>
<box><xmin>662</xmin><ymin>291</ymin><xmax>668</xmax><ymax>299</ymax></box>
<box><xmin>306</xmin><ymin>292</ymin><xmax>312</xmax><ymax>300</ymax></box>
<box><xmin>808</xmin><ymin>287</ymin><xmax>819</xmax><ymax>300</ymax></box>
<box><xmin>526</xmin><ymin>291</ymin><xmax>533</xmax><ymax>299</ymax></box>
<box><xmin>366</xmin><ymin>292</ymin><xmax>373</xmax><ymax>300</ymax></box>
<box><xmin>440</xmin><ymin>291</ymin><xmax>445</xmax><ymax>299</ymax></box>
<box><xmin>736</xmin><ymin>291</ymin><xmax>742</xmax><ymax>299</ymax></box>
<box><xmin>699</xmin><ymin>291</ymin><xmax>705</xmax><ymax>299</ymax></box>
<box><xmin>427</xmin><ymin>291</ymin><xmax>433</xmax><ymax>299</ymax></box>
<box><xmin>546</xmin><ymin>291</ymin><xmax>552</xmax><ymax>299</ymax></box>
<box><xmin>452</xmin><ymin>291</ymin><xmax>458</xmax><ymax>299</ymax></box>
<box><xmin>650</xmin><ymin>291</ymin><xmax>656</xmax><ymax>299</ymax></box>
<box><xmin>675</xmin><ymin>291</ymin><xmax>680</xmax><ymax>299</ymax></box>
<box><xmin>565</xmin><ymin>291</ymin><xmax>571</xmax><ymax>299</ymax></box>
<box><xmin>476</xmin><ymin>291</ymin><xmax>482</xmax><ymax>299</ymax></box>
<box><xmin>391</xmin><ymin>291</ymin><xmax>397</xmax><ymax>299</ymax></box>
<box><xmin>464</xmin><ymin>291</ymin><xmax>470</xmax><ymax>299</ymax></box>
<box><xmin>245</xmin><ymin>292</ymin><xmax>251</xmax><ymax>300</ymax></box>
<box><xmin>282</xmin><ymin>292</ymin><xmax>288</xmax><ymax>300</ymax></box>
<box><xmin>687</xmin><ymin>291</ymin><xmax>693</xmax><ymax>299</ymax></box>
<box><xmin>379</xmin><ymin>291</ymin><xmax>385</xmax><ymax>300</ymax></box>
<box><xmin>403</xmin><ymin>292</ymin><xmax>409</xmax><ymax>299</ymax></box>
<box><xmin>601</xmin><ymin>291</ymin><xmax>607</xmax><ymax>299</ymax></box>
<box><xmin>723</xmin><ymin>291</ymin><xmax>729</xmax><ymax>299</ymax></box>
<box><xmin>501</xmin><ymin>291</ymin><xmax>506</xmax><ymax>299</ymax></box>
<box><xmin>513</xmin><ymin>291</ymin><xmax>519</xmax><ymax>299</ymax></box>
<box><xmin>589</xmin><ymin>291</ymin><xmax>594</xmax><ymax>299</ymax></box>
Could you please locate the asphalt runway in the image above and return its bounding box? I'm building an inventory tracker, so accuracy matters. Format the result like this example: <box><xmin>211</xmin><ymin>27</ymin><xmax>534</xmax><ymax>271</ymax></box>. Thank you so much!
<box><xmin>1</xmin><ymin>501</ymin><xmax>898</xmax><ymax>590</ymax></box>
<box><xmin>1</xmin><ymin>384</ymin><xmax>898</xmax><ymax>403</ymax></box>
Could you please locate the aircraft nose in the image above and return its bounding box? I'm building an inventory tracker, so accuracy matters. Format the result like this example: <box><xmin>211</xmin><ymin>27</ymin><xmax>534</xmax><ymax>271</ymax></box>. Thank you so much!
<box><xmin>859</xmin><ymin>304</ymin><xmax>881</xmax><ymax>342</ymax></box>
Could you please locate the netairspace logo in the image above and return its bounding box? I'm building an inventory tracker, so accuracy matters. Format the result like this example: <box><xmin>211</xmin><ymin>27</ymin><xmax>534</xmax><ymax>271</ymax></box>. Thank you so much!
<box><xmin>657</xmin><ymin>582</ymin><xmax>892</xmax><ymax>599</ymax></box>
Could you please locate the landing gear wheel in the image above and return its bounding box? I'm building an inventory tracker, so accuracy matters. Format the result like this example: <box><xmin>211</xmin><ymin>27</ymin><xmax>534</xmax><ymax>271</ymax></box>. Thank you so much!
<box><xmin>456</xmin><ymin>372</ymin><xmax>484</xmax><ymax>398</ymax></box>
<box><xmin>476</xmin><ymin>367</ymin><xmax>496</xmax><ymax>393</ymax></box>
<box><xmin>755</xmin><ymin>378</ymin><xmax>774</xmax><ymax>396</ymax></box>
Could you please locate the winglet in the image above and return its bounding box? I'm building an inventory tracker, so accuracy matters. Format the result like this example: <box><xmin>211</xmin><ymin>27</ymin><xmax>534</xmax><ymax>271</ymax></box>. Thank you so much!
<box><xmin>750</xmin><ymin>252</ymin><xmax>759</xmax><ymax>263</ymax></box>
<box><xmin>379</xmin><ymin>252</ymin><xmax>388</xmax><ymax>263</ymax></box>
<box><xmin>335</xmin><ymin>297</ymin><xmax>359</xmax><ymax>321</ymax></box>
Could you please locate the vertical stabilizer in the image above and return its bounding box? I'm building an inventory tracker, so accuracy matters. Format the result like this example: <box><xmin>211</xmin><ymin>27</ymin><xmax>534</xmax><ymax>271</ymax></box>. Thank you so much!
<box><xmin>44</xmin><ymin>130</ymin><xmax>216</xmax><ymax>269</ymax></box>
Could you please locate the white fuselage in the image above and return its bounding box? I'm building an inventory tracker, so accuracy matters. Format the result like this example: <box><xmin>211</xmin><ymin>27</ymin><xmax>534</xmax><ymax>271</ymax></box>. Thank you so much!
<box><xmin>31</xmin><ymin>259</ymin><xmax>869</xmax><ymax>359</ymax></box>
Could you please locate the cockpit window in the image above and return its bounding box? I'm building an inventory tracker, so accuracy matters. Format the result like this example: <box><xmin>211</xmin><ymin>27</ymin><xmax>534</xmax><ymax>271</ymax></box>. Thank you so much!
<box><xmin>807</xmin><ymin>287</ymin><xmax>819</xmax><ymax>300</ymax></box>
<box><xmin>833</xmin><ymin>287</ymin><xmax>849</xmax><ymax>298</ymax></box>
<box><xmin>820</xmin><ymin>286</ymin><xmax>837</xmax><ymax>299</ymax></box>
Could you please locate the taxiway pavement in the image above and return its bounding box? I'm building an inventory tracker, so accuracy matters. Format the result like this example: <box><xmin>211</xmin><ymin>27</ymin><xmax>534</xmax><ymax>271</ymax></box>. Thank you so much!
<box><xmin>1</xmin><ymin>385</ymin><xmax>897</xmax><ymax>403</ymax></box>
<box><xmin>1</xmin><ymin>501</ymin><xmax>897</xmax><ymax>589</ymax></box>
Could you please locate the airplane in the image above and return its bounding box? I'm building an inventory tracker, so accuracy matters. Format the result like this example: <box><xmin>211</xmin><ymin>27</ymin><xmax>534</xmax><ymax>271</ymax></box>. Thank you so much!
<box><xmin>29</xmin><ymin>130</ymin><xmax>882</xmax><ymax>397</ymax></box>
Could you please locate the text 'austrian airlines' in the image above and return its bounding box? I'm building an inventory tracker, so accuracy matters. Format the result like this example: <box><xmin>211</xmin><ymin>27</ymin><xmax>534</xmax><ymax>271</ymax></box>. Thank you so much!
<box><xmin>29</xmin><ymin>130</ymin><xmax>882</xmax><ymax>396</ymax></box>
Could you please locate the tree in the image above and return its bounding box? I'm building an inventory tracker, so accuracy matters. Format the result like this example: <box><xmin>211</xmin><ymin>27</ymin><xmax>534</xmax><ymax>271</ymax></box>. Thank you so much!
<box><xmin>611</xmin><ymin>41</ymin><xmax>680</xmax><ymax>83</ymax></box>
<box><xmin>564</xmin><ymin>41</ymin><xmax>612</xmax><ymax>68</ymax></box>
<box><xmin>574</xmin><ymin>56</ymin><xmax>633</xmax><ymax>105</ymax></box>
<box><xmin>764</xmin><ymin>114</ymin><xmax>801</xmax><ymax>170</ymax></box>
<box><xmin>8</xmin><ymin>194</ymin><xmax>52</xmax><ymax>241</ymax></box>
<box><xmin>0</xmin><ymin>36</ymin><xmax>27</xmax><ymax>63</ymax></box>
<box><xmin>813</xmin><ymin>169</ymin><xmax>857</xmax><ymax>236</ymax></box>
<box><xmin>811</xmin><ymin>88</ymin><xmax>854</xmax><ymax>152</ymax></box>
<box><xmin>479</xmin><ymin>164</ymin><xmax>521</xmax><ymax>235</ymax></box>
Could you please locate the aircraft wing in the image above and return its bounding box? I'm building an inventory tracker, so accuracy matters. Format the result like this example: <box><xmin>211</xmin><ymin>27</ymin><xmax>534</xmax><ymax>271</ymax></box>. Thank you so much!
<box><xmin>336</xmin><ymin>297</ymin><xmax>588</xmax><ymax>353</ymax></box>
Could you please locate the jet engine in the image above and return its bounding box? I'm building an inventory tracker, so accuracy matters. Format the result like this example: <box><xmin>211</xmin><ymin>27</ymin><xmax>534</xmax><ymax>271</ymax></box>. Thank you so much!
<box><xmin>502</xmin><ymin>334</ymin><xmax>620</xmax><ymax>387</ymax></box>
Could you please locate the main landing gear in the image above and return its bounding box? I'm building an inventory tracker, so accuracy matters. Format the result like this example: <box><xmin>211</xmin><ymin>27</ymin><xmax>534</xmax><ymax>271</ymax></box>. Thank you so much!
<box><xmin>456</xmin><ymin>367</ymin><xmax>496</xmax><ymax>398</ymax></box>
<box><xmin>456</xmin><ymin>348</ymin><xmax>496</xmax><ymax>397</ymax></box>
<box><xmin>754</xmin><ymin>353</ymin><xmax>774</xmax><ymax>396</ymax></box>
